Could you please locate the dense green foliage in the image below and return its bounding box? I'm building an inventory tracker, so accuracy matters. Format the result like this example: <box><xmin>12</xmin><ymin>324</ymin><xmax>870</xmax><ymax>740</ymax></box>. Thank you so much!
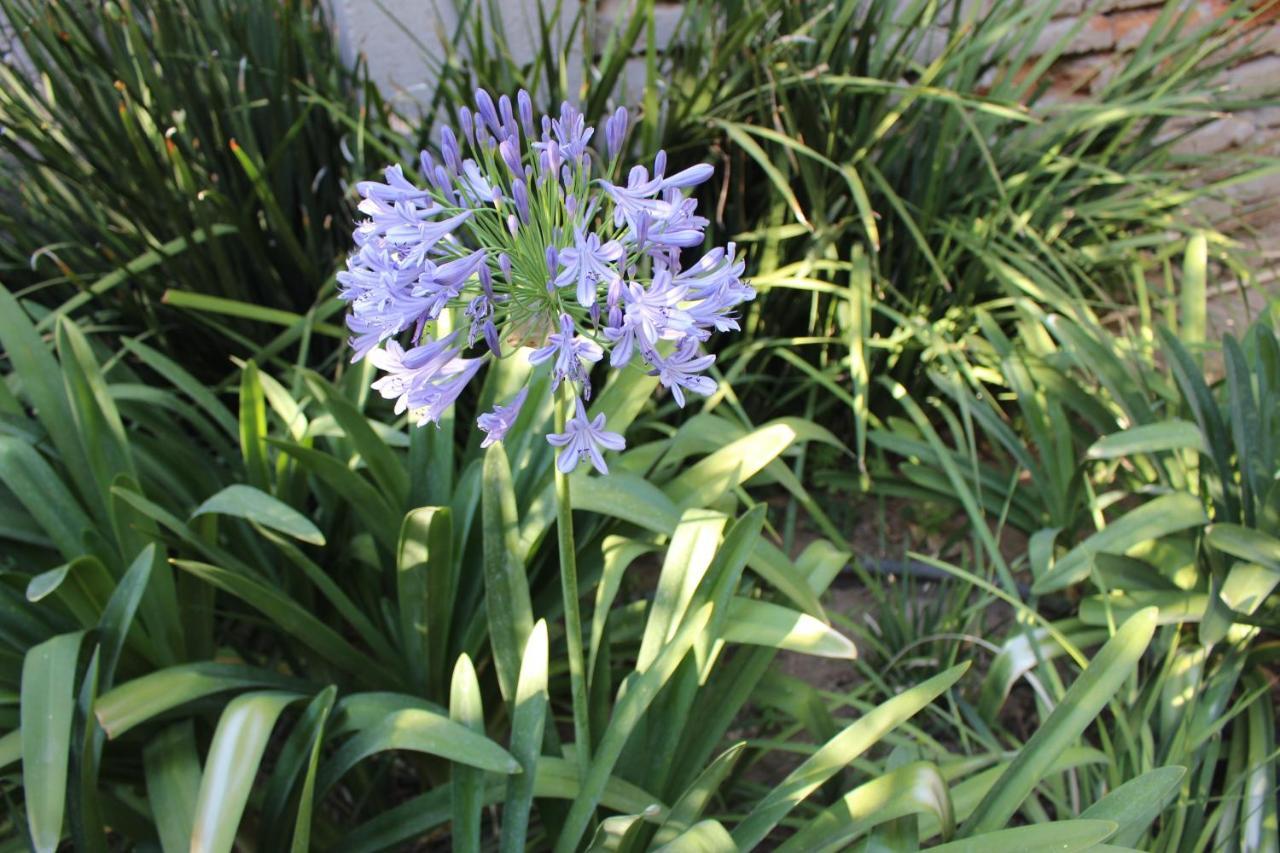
<box><xmin>0</xmin><ymin>0</ymin><xmax>1276</xmax><ymax>850</ymax></box>
<box><xmin>0</xmin><ymin>0</ymin><xmax>398</xmax><ymax>370</ymax></box>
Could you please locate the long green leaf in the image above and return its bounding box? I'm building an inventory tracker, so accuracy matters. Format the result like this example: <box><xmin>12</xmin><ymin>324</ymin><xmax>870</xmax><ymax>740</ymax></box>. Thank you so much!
<box><xmin>316</xmin><ymin>707</ymin><xmax>521</xmax><ymax>795</ymax></box>
<box><xmin>450</xmin><ymin>654</ymin><xmax>485</xmax><ymax>853</ymax></box>
<box><xmin>1079</xmin><ymin>765</ymin><xmax>1184</xmax><ymax>848</ymax></box>
<box><xmin>396</xmin><ymin>506</ymin><xmax>452</xmax><ymax>692</ymax></box>
<box><xmin>554</xmin><ymin>603</ymin><xmax>714</xmax><ymax>853</ymax></box>
<box><xmin>776</xmin><ymin>760</ymin><xmax>954</xmax><ymax>852</ymax></box>
<box><xmin>1086</xmin><ymin>421</ymin><xmax>1205</xmax><ymax>459</ymax></box>
<box><xmin>1032</xmin><ymin>494</ymin><xmax>1207</xmax><ymax>593</ymax></box>
<box><xmin>190</xmin><ymin>691</ymin><xmax>301</xmax><ymax>853</ymax></box>
<box><xmin>21</xmin><ymin>631</ymin><xmax>85</xmax><ymax>853</ymax></box>
<box><xmin>143</xmin><ymin>722</ymin><xmax>202</xmax><ymax>853</ymax></box>
<box><xmin>96</xmin><ymin>545</ymin><xmax>155</xmax><ymax>688</ymax></box>
<box><xmin>191</xmin><ymin>484</ymin><xmax>325</xmax><ymax>545</ymax></box>
<box><xmin>732</xmin><ymin>663</ymin><xmax>968</xmax><ymax>849</ymax></box>
<box><xmin>932</xmin><ymin>820</ymin><xmax>1117</xmax><ymax>852</ymax></box>
<box><xmin>482</xmin><ymin>444</ymin><xmax>535</xmax><ymax>704</ymax></box>
<box><xmin>172</xmin><ymin>559</ymin><xmax>399</xmax><ymax>687</ymax></box>
<box><xmin>1206</xmin><ymin>524</ymin><xmax>1280</xmax><ymax>572</ymax></box>
<box><xmin>0</xmin><ymin>436</ymin><xmax>94</xmax><ymax>560</ymax></box>
<box><xmin>652</xmin><ymin>743</ymin><xmax>746</xmax><ymax>846</ymax></box>
<box><xmin>0</xmin><ymin>288</ymin><xmax>98</xmax><ymax>520</ymax></box>
<box><xmin>963</xmin><ymin>608</ymin><xmax>1157</xmax><ymax>834</ymax></box>
<box><xmin>96</xmin><ymin>663</ymin><xmax>308</xmax><ymax>738</ymax></box>
<box><xmin>722</xmin><ymin>597</ymin><xmax>856</xmax><ymax>658</ymax></box>
<box><xmin>501</xmin><ymin>620</ymin><xmax>549</xmax><ymax>853</ymax></box>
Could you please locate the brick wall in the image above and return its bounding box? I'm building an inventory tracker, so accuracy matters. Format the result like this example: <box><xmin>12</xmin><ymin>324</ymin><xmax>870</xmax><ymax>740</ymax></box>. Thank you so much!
<box><xmin>1008</xmin><ymin>1</ymin><xmax>1280</xmax><ymax>239</ymax></box>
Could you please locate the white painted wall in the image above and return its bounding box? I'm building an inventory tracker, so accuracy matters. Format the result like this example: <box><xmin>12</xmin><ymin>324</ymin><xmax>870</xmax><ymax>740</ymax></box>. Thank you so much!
<box><xmin>327</xmin><ymin>0</ymin><xmax>581</xmax><ymax>114</ymax></box>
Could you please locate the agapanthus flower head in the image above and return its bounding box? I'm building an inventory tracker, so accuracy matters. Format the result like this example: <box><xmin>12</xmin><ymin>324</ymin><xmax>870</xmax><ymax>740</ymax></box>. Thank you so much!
<box><xmin>341</xmin><ymin>89</ymin><xmax>753</xmax><ymax>472</ymax></box>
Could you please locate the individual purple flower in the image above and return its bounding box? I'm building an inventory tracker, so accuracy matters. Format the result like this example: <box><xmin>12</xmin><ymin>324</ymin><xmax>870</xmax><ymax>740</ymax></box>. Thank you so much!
<box><xmin>674</xmin><ymin>244</ymin><xmax>745</xmax><ymax>295</ymax></box>
<box><xmin>555</xmin><ymin>229</ymin><xmax>624</xmax><ymax>306</ymax></box>
<box><xmin>529</xmin><ymin>313</ymin><xmax>603</xmax><ymax>389</ymax></box>
<box><xmin>478</xmin><ymin>387</ymin><xmax>529</xmax><ymax>447</ymax></box>
<box><xmin>517</xmin><ymin>90</ymin><xmax>535</xmax><ymax>137</ymax></box>
<box><xmin>459</xmin><ymin>106</ymin><xmax>475</xmax><ymax>145</ymax></box>
<box><xmin>644</xmin><ymin>192</ymin><xmax>709</xmax><ymax>248</ymax></box>
<box><xmin>440</xmin><ymin>126</ymin><xmax>463</xmax><ymax>174</ymax></box>
<box><xmin>498</xmin><ymin>94</ymin><xmax>518</xmax><ymax>141</ymax></box>
<box><xmin>512</xmin><ymin>179</ymin><xmax>531</xmax><ymax>223</ymax></box>
<box><xmin>620</xmin><ymin>270</ymin><xmax>693</xmax><ymax>348</ymax></box>
<box><xmin>499</xmin><ymin>138</ymin><xmax>523</xmax><ymax>177</ymax></box>
<box><xmin>549</xmin><ymin>101</ymin><xmax>592</xmax><ymax>160</ymax></box>
<box><xmin>603</xmin><ymin>164</ymin><xmax>665</xmax><ymax>232</ymax></box>
<box><xmin>662</xmin><ymin>162</ymin><xmax>714</xmax><ymax>189</ymax></box>
<box><xmin>603</xmin><ymin>106</ymin><xmax>628</xmax><ymax>159</ymax></box>
<box><xmin>538</xmin><ymin>138</ymin><xmax>564</xmax><ymax>183</ymax></box>
<box><xmin>474</xmin><ymin>88</ymin><xmax>501</xmax><ymax>134</ymax></box>
<box><xmin>602</xmin><ymin>158</ymin><xmax>714</xmax><ymax>239</ymax></box>
<box><xmin>406</xmin><ymin>358</ymin><xmax>484</xmax><ymax>427</ymax></box>
<box><xmin>345</xmin><ymin>313</ymin><xmax>388</xmax><ymax>363</ymax></box>
<box><xmin>546</xmin><ymin>397</ymin><xmax>626</xmax><ymax>474</ymax></box>
<box><xmin>458</xmin><ymin>160</ymin><xmax>496</xmax><ymax>206</ymax></box>
<box><xmin>649</xmin><ymin>338</ymin><xmax>718</xmax><ymax>407</ymax></box>
<box><xmin>367</xmin><ymin>334</ymin><xmax>463</xmax><ymax>415</ymax></box>
<box><xmin>411</xmin><ymin>250</ymin><xmax>486</xmax><ymax>319</ymax></box>
<box><xmin>465</xmin><ymin>294</ymin><xmax>501</xmax><ymax>354</ymax></box>
<box><xmin>356</xmin><ymin>164</ymin><xmax>431</xmax><ymax>203</ymax></box>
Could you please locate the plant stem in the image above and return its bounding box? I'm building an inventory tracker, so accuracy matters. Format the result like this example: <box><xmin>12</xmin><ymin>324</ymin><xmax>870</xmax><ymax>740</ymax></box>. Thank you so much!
<box><xmin>554</xmin><ymin>382</ymin><xmax>592</xmax><ymax>775</ymax></box>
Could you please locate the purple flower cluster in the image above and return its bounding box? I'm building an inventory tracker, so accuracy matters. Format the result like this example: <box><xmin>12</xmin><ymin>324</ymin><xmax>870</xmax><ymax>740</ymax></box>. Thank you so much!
<box><xmin>339</xmin><ymin>90</ymin><xmax>753</xmax><ymax>474</ymax></box>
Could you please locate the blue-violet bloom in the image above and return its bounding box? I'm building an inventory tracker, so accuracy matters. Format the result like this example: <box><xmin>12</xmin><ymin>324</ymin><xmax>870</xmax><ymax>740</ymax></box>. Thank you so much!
<box><xmin>340</xmin><ymin>89</ymin><xmax>753</xmax><ymax>474</ymax></box>
<box><xmin>547</xmin><ymin>397</ymin><xmax>626</xmax><ymax>475</ymax></box>
<box><xmin>478</xmin><ymin>387</ymin><xmax>529</xmax><ymax>447</ymax></box>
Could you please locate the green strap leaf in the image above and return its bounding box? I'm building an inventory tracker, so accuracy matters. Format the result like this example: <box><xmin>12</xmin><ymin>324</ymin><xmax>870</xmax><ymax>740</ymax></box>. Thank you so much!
<box><xmin>1079</xmin><ymin>766</ymin><xmax>1185</xmax><ymax>848</ymax></box>
<box><xmin>96</xmin><ymin>663</ymin><xmax>309</xmax><ymax>739</ymax></box>
<box><xmin>732</xmin><ymin>662</ymin><xmax>969</xmax><ymax>849</ymax></box>
<box><xmin>931</xmin><ymin>820</ymin><xmax>1117</xmax><ymax>852</ymax></box>
<box><xmin>172</xmin><ymin>559</ymin><xmax>400</xmax><ymax>688</ymax></box>
<box><xmin>450</xmin><ymin>655</ymin><xmax>485</xmax><ymax>853</ymax></box>
<box><xmin>1205</xmin><ymin>524</ymin><xmax>1280</xmax><ymax>572</ymax></box>
<box><xmin>192</xmin><ymin>484</ymin><xmax>325</xmax><ymax>545</ymax></box>
<box><xmin>637</xmin><ymin>509</ymin><xmax>728</xmax><ymax>671</ymax></box>
<box><xmin>142</xmin><ymin>722</ymin><xmax>202</xmax><ymax>853</ymax></box>
<box><xmin>1032</xmin><ymin>494</ymin><xmax>1207</xmax><ymax>594</ymax></box>
<box><xmin>289</xmin><ymin>689</ymin><xmax>335</xmax><ymax>853</ymax></box>
<box><xmin>258</xmin><ymin>686</ymin><xmax>337</xmax><ymax>853</ymax></box>
<box><xmin>722</xmin><ymin>597</ymin><xmax>857</xmax><ymax>659</ymax></box>
<box><xmin>775</xmin><ymin>761</ymin><xmax>954</xmax><ymax>852</ymax></box>
<box><xmin>0</xmin><ymin>287</ymin><xmax>98</xmax><ymax>521</ymax></box>
<box><xmin>190</xmin><ymin>691</ymin><xmax>302</xmax><ymax>853</ymax></box>
<box><xmin>396</xmin><ymin>506</ymin><xmax>452</xmax><ymax>693</ymax></box>
<box><xmin>963</xmin><ymin>608</ymin><xmax>1157</xmax><ymax>834</ymax></box>
<box><xmin>664</xmin><ymin>420</ymin><xmax>811</xmax><ymax>510</ymax></box>
<box><xmin>239</xmin><ymin>361</ymin><xmax>272</xmax><ymax>492</ymax></box>
<box><xmin>21</xmin><ymin>630</ymin><xmax>86</xmax><ymax>853</ymax></box>
<box><xmin>268</xmin><ymin>439</ymin><xmax>398</xmax><ymax>551</ymax></box>
<box><xmin>303</xmin><ymin>371</ymin><xmax>409</xmax><ymax>507</ymax></box>
<box><xmin>555</xmin><ymin>604</ymin><xmax>713</xmax><ymax>853</ymax></box>
<box><xmin>316</xmin><ymin>707</ymin><xmax>520</xmax><ymax>796</ymax></box>
<box><xmin>0</xmin><ymin>436</ymin><xmax>94</xmax><ymax>561</ymax></box>
<box><xmin>501</xmin><ymin>621</ymin><xmax>549</xmax><ymax>853</ymax></box>
<box><xmin>652</xmin><ymin>819</ymin><xmax>736</xmax><ymax>852</ymax></box>
<box><xmin>652</xmin><ymin>743</ymin><xmax>746</xmax><ymax>846</ymax></box>
<box><xmin>482</xmin><ymin>445</ymin><xmax>535</xmax><ymax>704</ymax></box>
<box><xmin>96</xmin><ymin>545</ymin><xmax>156</xmax><ymax>689</ymax></box>
<box><xmin>1086</xmin><ymin>420</ymin><xmax>1205</xmax><ymax>459</ymax></box>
